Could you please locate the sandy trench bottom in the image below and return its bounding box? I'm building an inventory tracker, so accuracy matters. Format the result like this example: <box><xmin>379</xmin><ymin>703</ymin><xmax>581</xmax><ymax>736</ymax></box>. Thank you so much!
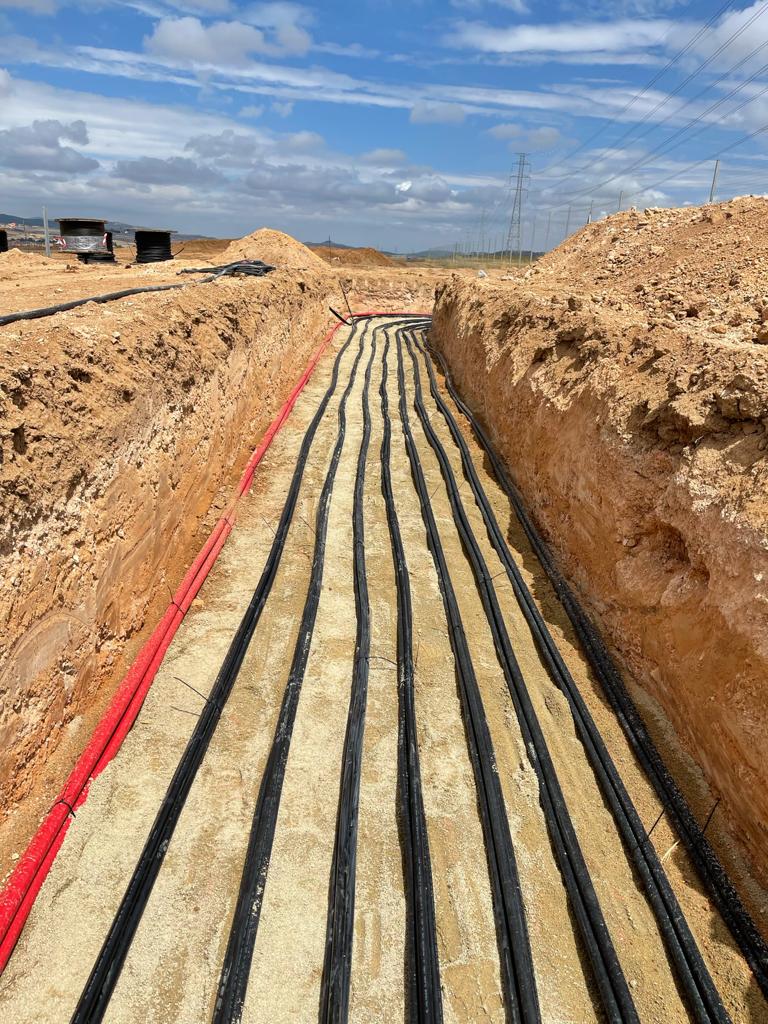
<box><xmin>0</xmin><ymin>317</ymin><xmax>764</xmax><ymax>1024</ymax></box>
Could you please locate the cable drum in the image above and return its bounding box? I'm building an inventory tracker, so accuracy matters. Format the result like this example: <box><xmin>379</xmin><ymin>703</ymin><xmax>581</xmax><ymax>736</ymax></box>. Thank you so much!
<box><xmin>57</xmin><ymin>218</ymin><xmax>116</xmax><ymax>264</ymax></box>
<box><xmin>57</xmin><ymin>218</ymin><xmax>108</xmax><ymax>253</ymax></box>
<box><xmin>0</xmin><ymin>230</ymin><xmax>8</xmax><ymax>254</ymax></box>
<box><xmin>135</xmin><ymin>230</ymin><xmax>173</xmax><ymax>264</ymax></box>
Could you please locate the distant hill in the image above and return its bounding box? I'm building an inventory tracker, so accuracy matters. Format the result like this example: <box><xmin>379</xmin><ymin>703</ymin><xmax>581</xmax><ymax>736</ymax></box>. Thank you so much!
<box><xmin>0</xmin><ymin>213</ymin><xmax>45</xmax><ymax>227</ymax></box>
<box><xmin>306</xmin><ymin>240</ymin><xmax>357</xmax><ymax>250</ymax></box>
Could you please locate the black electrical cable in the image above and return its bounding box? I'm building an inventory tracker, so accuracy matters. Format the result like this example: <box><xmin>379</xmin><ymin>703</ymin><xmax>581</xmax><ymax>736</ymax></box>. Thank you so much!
<box><xmin>411</xmin><ymin>332</ymin><xmax>730</xmax><ymax>1024</ymax></box>
<box><xmin>178</xmin><ymin>260</ymin><xmax>274</xmax><ymax>277</ymax></box>
<box><xmin>394</xmin><ymin>328</ymin><xmax>541</xmax><ymax>1024</ymax></box>
<box><xmin>212</xmin><ymin>321</ymin><xmax>373</xmax><ymax>1024</ymax></box>
<box><xmin>70</xmin><ymin>324</ymin><xmax>360</xmax><ymax>1024</ymax></box>
<box><xmin>0</xmin><ymin>283</ymin><xmax>188</xmax><ymax>328</ymax></box>
<box><xmin>0</xmin><ymin>262</ymin><xmax>274</xmax><ymax>329</ymax></box>
<box><xmin>319</xmin><ymin>327</ymin><xmax>377</xmax><ymax>1023</ymax></box>
<box><xmin>424</xmin><ymin>337</ymin><xmax>768</xmax><ymax>1001</ymax></box>
<box><xmin>379</xmin><ymin>326</ymin><xmax>443</xmax><ymax>1024</ymax></box>
<box><xmin>401</xmin><ymin>328</ymin><xmax>638</xmax><ymax>1023</ymax></box>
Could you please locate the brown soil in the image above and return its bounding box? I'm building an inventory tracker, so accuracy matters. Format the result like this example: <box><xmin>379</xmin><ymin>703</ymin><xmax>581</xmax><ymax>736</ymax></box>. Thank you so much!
<box><xmin>2</xmin><ymin>216</ymin><xmax>767</xmax><ymax>1021</ymax></box>
<box><xmin>0</xmin><ymin>235</ymin><xmax>453</xmax><ymax>894</ymax></box>
<box><xmin>432</xmin><ymin>195</ymin><xmax>768</xmax><ymax>898</ymax></box>
<box><xmin>0</xmin><ymin>320</ymin><xmax>762</xmax><ymax>1023</ymax></box>
<box><xmin>312</xmin><ymin>244</ymin><xmax>396</xmax><ymax>268</ymax></box>
<box><xmin>221</xmin><ymin>228</ymin><xmax>328</xmax><ymax>273</ymax></box>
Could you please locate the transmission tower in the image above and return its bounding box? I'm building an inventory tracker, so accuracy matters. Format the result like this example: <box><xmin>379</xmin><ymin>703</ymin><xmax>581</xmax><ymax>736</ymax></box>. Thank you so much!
<box><xmin>505</xmin><ymin>153</ymin><xmax>529</xmax><ymax>265</ymax></box>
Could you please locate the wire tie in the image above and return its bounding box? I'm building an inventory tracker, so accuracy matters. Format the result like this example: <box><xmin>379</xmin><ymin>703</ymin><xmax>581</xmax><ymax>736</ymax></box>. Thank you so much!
<box><xmin>51</xmin><ymin>798</ymin><xmax>77</xmax><ymax>819</ymax></box>
<box><xmin>699</xmin><ymin>796</ymin><xmax>721</xmax><ymax>841</ymax></box>
<box><xmin>174</xmin><ymin>676</ymin><xmax>210</xmax><ymax>705</ymax></box>
<box><xmin>169</xmin><ymin>705</ymin><xmax>201</xmax><ymax>719</ymax></box>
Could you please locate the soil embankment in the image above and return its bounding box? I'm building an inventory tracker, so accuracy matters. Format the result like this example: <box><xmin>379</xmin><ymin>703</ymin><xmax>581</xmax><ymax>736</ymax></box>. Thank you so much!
<box><xmin>0</xmin><ymin>233</ymin><xmax>445</xmax><ymax>871</ymax></box>
<box><xmin>431</xmin><ymin>196</ymin><xmax>768</xmax><ymax>889</ymax></box>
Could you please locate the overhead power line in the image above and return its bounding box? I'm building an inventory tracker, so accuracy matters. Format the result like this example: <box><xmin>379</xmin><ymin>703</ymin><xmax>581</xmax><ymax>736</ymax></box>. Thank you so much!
<box><xmin>537</xmin><ymin>0</ymin><xmax>738</xmax><ymax>177</ymax></box>
<box><xmin>552</xmin><ymin>54</ymin><xmax>768</xmax><ymax>209</ymax></box>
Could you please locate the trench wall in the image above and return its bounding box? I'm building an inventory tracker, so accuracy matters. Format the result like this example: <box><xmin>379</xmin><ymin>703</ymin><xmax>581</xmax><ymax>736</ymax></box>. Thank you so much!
<box><xmin>432</xmin><ymin>275</ymin><xmax>768</xmax><ymax>884</ymax></box>
<box><xmin>0</xmin><ymin>270</ymin><xmax>333</xmax><ymax>818</ymax></box>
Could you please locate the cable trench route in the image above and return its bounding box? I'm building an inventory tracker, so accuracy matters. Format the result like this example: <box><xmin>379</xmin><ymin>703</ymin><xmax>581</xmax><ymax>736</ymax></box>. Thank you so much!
<box><xmin>212</xmin><ymin>320</ymin><xmax>374</xmax><ymax>1023</ymax></box>
<box><xmin>395</xmin><ymin>327</ymin><xmax>541</xmax><ymax>1024</ymax></box>
<box><xmin>6</xmin><ymin>311</ymin><xmax>751</xmax><ymax>1022</ymax></box>
<box><xmin>409</xmin><ymin>331</ymin><xmax>730</xmax><ymax>1024</ymax></box>
<box><xmin>318</xmin><ymin>326</ymin><xmax>377</xmax><ymax>1023</ymax></box>
<box><xmin>69</xmin><ymin>323</ymin><xmax>363</xmax><ymax>1024</ymax></box>
<box><xmin>423</xmin><ymin>334</ymin><xmax>768</xmax><ymax>1002</ymax></box>
<box><xmin>379</xmin><ymin>327</ymin><xmax>443</xmax><ymax>1024</ymax></box>
<box><xmin>400</xmin><ymin>328</ymin><xmax>639</xmax><ymax>1023</ymax></box>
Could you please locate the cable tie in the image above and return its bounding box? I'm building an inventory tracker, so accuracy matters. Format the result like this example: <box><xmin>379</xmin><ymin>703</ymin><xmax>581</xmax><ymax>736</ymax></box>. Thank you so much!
<box><xmin>51</xmin><ymin>798</ymin><xmax>77</xmax><ymax>819</ymax></box>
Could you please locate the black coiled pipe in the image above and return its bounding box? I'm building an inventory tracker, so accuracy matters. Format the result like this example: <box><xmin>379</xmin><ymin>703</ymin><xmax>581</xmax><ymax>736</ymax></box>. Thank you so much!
<box><xmin>135</xmin><ymin>230</ymin><xmax>173</xmax><ymax>264</ymax></box>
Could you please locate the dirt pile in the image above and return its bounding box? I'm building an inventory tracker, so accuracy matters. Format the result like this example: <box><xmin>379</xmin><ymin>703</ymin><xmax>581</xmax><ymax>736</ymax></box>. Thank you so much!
<box><xmin>222</xmin><ymin>228</ymin><xmax>327</xmax><ymax>274</ymax></box>
<box><xmin>175</xmin><ymin>238</ymin><xmax>232</xmax><ymax>260</ymax></box>
<box><xmin>432</xmin><ymin>198</ymin><xmax>768</xmax><ymax>888</ymax></box>
<box><xmin>313</xmin><ymin>244</ymin><xmax>396</xmax><ymax>268</ymax></box>
<box><xmin>0</xmin><ymin>249</ymin><xmax>57</xmax><ymax>274</ymax></box>
<box><xmin>535</xmin><ymin>195</ymin><xmax>768</xmax><ymax>347</ymax></box>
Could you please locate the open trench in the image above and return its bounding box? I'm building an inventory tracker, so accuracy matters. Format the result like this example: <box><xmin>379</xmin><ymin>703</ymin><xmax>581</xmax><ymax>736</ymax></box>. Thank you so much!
<box><xmin>0</xmin><ymin>314</ymin><xmax>766</xmax><ymax>1023</ymax></box>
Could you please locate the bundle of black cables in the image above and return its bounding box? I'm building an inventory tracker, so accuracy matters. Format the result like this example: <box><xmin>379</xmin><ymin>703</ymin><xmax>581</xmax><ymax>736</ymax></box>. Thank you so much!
<box><xmin>178</xmin><ymin>259</ymin><xmax>275</xmax><ymax>278</ymax></box>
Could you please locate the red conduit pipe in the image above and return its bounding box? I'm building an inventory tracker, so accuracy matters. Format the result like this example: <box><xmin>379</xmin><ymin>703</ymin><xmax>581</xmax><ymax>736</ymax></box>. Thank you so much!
<box><xmin>0</xmin><ymin>314</ymin><xmax>360</xmax><ymax>971</ymax></box>
<box><xmin>0</xmin><ymin>309</ymin><xmax>429</xmax><ymax>972</ymax></box>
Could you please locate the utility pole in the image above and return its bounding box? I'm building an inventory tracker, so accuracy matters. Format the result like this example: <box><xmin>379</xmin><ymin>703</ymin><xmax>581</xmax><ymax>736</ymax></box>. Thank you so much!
<box><xmin>709</xmin><ymin>159</ymin><xmax>720</xmax><ymax>204</ymax></box>
<box><xmin>565</xmin><ymin>205</ymin><xmax>573</xmax><ymax>238</ymax></box>
<box><xmin>529</xmin><ymin>215</ymin><xmax>537</xmax><ymax>263</ymax></box>
<box><xmin>587</xmin><ymin>200</ymin><xmax>594</xmax><ymax>224</ymax></box>
<box><xmin>617</xmin><ymin>191</ymin><xmax>624</xmax><ymax>212</ymax></box>
<box><xmin>543</xmin><ymin>211</ymin><xmax>553</xmax><ymax>252</ymax></box>
<box><xmin>43</xmin><ymin>206</ymin><xmax>51</xmax><ymax>258</ymax></box>
<box><xmin>478</xmin><ymin>206</ymin><xmax>487</xmax><ymax>257</ymax></box>
<box><xmin>505</xmin><ymin>153</ymin><xmax>528</xmax><ymax>266</ymax></box>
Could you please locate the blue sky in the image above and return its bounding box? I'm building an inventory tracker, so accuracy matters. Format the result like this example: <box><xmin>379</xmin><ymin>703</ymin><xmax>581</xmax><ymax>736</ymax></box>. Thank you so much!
<box><xmin>1</xmin><ymin>0</ymin><xmax>768</xmax><ymax>249</ymax></box>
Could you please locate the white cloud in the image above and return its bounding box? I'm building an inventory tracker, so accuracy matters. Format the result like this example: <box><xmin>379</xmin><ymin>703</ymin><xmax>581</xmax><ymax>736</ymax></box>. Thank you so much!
<box><xmin>410</xmin><ymin>101</ymin><xmax>467</xmax><ymax>124</ymax></box>
<box><xmin>0</xmin><ymin>67</ymin><xmax>11</xmax><ymax>96</ymax></box>
<box><xmin>241</xmin><ymin>2</ymin><xmax>312</xmax><ymax>56</ymax></box>
<box><xmin>527</xmin><ymin>126</ymin><xmax>563</xmax><ymax>150</ymax></box>
<box><xmin>445</xmin><ymin>17</ymin><xmax>673</xmax><ymax>54</ymax></box>
<box><xmin>143</xmin><ymin>8</ymin><xmax>313</xmax><ymax>66</ymax></box>
<box><xmin>114</xmin><ymin>154</ymin><xmax>224</xmax><ymax>185</ymax></box>
<box><xmin>0</xmin><ymin>0</ymin><xmax>57</xmax><ymax>12</ymax></box>
<box><xmin>488</xmin><ymin>121</ymin><xmax>564</xmax><ymax>150</ymax></box>
<box><xmin>271</xmin><ymin>100</ymin><xmax>293</xmax><ymax>116</ymax></box>
<box><xmin>145</xmin><ymin>17</ymin><xmax>270</xmax><ymax>66</ymax></box>
<box><xmin>283</xmin><ymin>129</ymin><xmax>323</xmax><ymax>150</ymax></box>
<box><xmin>450</xmin><ymin>0</ymin><xmax>529</xmax><ymax>11</ymax></box>
<box><xmin>0</xmin><ymin>119</ymin><xmax>99</xmax><ymax>174</ymax></box>
<box><xmin>487</xmin><ymin>122</ymin><xmax>521</xmax><ymax>140</ymax></box>
<box><xmin>360</xmin><ymin>147</ymin><xmax>407</xmax><ymax>166</ymax></box>
<box><xmin>239</xmin><ymin>104</ymin><xmax>264</xmax><ymax>118</ymax></box>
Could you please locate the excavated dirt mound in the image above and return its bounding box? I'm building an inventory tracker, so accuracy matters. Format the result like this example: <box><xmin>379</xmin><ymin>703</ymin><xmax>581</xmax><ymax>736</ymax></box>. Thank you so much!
<box><xmin>0</xmin><ymin>229</ymin><xmax>452</xmax><ymax>883</ymax></box>
<box><xmin>312</xmin><ymin>244</ymin><xmax>396</xmax><ymax>268</ymax></box>
<box><xmin>536</xmin><ymin>195</ymin><xmax>768</xmax><ymax>347</ymax></box>
<box><xmin>175</xmin><ymin>238</ymin><xmax>232</xmax><ymax>261</ymax></box>
<box><xmin>432</xmin><ymin>197</ymin><xmax>768</xmax><ymax>894</ymax></box>
<box><xmin>0</xmin><ymin>248</ymin><xmax>58</xmax><ymax>274</ymax></box>
<box><xmin>222</xmin><ymin>228</ymin><xmax>327</xmax><ymax>274</ymax></box>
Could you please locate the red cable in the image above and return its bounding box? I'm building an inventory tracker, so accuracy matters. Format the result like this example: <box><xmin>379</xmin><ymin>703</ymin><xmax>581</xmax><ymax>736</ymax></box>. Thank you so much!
<box><xmin>0</xmin><ymin>310</ymin><xmax>429</xmax><ymax>972</ymax></box>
